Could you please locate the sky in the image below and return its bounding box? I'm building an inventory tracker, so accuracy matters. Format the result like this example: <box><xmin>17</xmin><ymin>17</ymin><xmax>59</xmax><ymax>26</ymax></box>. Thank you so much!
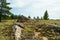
<box><xmin>7</xmin><ymin>0</ymin><xmax>60</xmax><ymax>19</ymax></box>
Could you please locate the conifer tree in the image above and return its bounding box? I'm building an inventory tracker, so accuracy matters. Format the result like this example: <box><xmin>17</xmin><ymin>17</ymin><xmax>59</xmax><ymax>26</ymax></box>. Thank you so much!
<box><xmin>28</xmin><ymin>16</ymin><xmax>31</xmax><ymax>18</ymax></box>
<box><xmin>0</xmin><ymin>0</ymin><xmax>12</xmax><ymax>22</ymax></box>
<box><xmin>43</xmin><ymin>10</ymin><xmax>49</xmax><ymax>20</ymax></box>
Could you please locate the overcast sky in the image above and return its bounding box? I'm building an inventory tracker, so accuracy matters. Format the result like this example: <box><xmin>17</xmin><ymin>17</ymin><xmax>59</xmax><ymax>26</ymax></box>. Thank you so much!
<box><xmin>7</xmin><ymin>0</ymin><xmax>60</xmax><ymax>19</ymax></box>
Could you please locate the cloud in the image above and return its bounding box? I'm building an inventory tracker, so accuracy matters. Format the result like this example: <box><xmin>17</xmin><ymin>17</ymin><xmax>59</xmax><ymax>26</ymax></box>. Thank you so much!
<box><xmin>7</xmin><ymin>0</ymin><xmax>32</xmax><ymax>7</ymax></box>
<box><xmin>8</xmin><ymin>0</ymin><xmax>60</xmax><ymax>19</ymax></box>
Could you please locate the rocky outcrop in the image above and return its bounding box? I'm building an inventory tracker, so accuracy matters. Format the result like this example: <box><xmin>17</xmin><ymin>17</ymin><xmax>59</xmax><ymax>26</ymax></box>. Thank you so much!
<box><xmin>17</xmin><ymin>15</ymin><xmax>29</xmax><ymax>23</ymax></box>
<box><xmin>11</xmin><ymin>22</ymin><xmax>60</xmax><ymax>40</ymax></box>
<box><xmin>11</xmin><ymin>22</ymin><xmax>24</xmax><ymax>40</ymax></box>
<box><xmin>47</xmin><ymin>24</ymin><xmax>60</xmax><ymax>33</ymax></box>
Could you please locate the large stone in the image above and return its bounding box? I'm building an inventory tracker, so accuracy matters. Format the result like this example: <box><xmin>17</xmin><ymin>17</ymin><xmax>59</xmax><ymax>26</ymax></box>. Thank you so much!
<box><xmin>17</xmin><ymin>15</ymin><xmax>29</xmax><ymax>23</ymax></box>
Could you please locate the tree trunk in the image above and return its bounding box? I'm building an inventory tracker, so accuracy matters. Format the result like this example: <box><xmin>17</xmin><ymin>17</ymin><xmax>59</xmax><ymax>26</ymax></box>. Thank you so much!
<box><xmin>0</xmin><ymin>0</ymin><xmax>2</xmax><ymax>22</ymax></box>
<box><xmin>0</xmin><ymin>12</ymin><xmax>2</xmax><ymax>22</ymax></box>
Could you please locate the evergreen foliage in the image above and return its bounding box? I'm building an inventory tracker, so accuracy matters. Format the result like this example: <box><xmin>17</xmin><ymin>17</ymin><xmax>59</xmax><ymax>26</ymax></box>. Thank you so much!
<box><xmin>0</xmin><ymin>0</ymin><xmax>12</xmax><ymax>21</ymax></box>
<box><xmin>43</xmin><ymin>10</ymin><xmax>49</xmax><ymax>20</ymax></box>
<box><xmin>28</xmin><ymin>16</ymin><xmax>31</xmax><ymax>18</ymax></box>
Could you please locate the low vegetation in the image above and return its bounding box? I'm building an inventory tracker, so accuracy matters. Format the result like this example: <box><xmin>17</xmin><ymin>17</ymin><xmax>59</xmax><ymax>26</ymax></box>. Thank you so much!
<box><xmin>0</xmin><ymin>19</ymin><xmax>60</xmax><ymax>40</ymax></box>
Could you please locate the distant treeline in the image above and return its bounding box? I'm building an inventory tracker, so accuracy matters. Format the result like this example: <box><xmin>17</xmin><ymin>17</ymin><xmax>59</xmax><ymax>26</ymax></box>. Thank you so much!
<box><xmin>2</xmin><ymin>10</ymin><xmax>49</xmax><ymax>20</ymax></box>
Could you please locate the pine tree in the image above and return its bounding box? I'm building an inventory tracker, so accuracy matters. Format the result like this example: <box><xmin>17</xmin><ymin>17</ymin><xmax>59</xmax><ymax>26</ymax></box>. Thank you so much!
<box><xmin>43</xmin><ymin>10</ymin><xmax>49</xmax><ymax>20</ymax></box>
<box><xmin>0</xmin><ymin>0</ymin><xmax>12</xmax><ymax>22</ymax></box>
<box><xmin>28</xmin><ymin>16</ymin><xmax>31</xmax><ymax>19</ymax></box>
<box><xmin>37</xmin><ymin>16</ymin><xmax>39</xmax><ymax>20</ymax></box>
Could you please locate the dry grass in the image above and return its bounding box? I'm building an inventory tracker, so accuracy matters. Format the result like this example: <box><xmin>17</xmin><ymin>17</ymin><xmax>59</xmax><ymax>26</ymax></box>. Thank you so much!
<box><xmin>0</xmin><ymin>20</ymin><xmax>15</xmax><ymax>40</ymax></box>
<box><xmin>0</xmin><ymin>19</ymin><xmax>60</xmax><ymax>40</ymax></box>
